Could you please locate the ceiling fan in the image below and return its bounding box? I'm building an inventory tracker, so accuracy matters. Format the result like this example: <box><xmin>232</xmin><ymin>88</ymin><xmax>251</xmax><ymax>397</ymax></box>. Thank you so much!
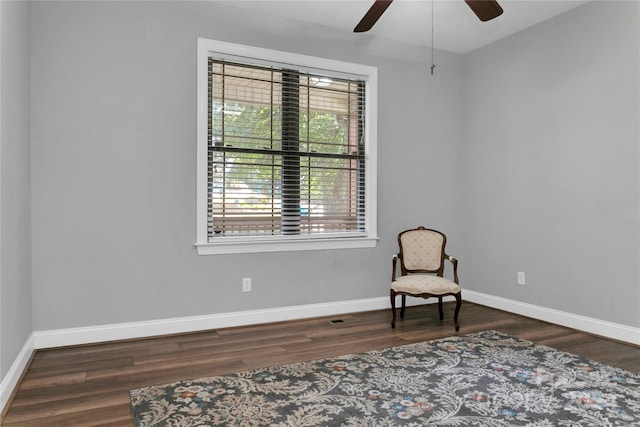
<box><xmin>354</xmin><ymin>0</ymin><xmax>503</xmax><ymax>32</ymax></box>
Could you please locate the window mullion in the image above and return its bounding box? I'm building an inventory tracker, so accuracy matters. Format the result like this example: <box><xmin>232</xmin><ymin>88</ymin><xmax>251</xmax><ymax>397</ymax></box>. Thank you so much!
<box><xmin>281</xmin><ymin>70</ymin><xmax>301</xmax><ymax>235</ymax></box>
<box><xmin>357</xmin><ymin>81</ymin><xmax>366</xmax><ymax>230</ymax></box>
<box><xmin>271</xmin><ymin>70</ymin><xmax>277</xmax><ymax>235</ymax></box>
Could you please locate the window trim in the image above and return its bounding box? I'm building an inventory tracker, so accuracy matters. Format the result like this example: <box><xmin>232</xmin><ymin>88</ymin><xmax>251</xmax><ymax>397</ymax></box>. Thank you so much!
<box><xmin>195</xmin><ymin>38</ymin><xmax>378</xmax><ymax>255</ymax></box>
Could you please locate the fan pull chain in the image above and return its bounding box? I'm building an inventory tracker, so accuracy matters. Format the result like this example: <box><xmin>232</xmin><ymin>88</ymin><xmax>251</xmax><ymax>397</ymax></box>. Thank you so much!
<box><xmin>430</xmin><ymin>0</ymin><xmax>436</xmax><ymax>75</ymax></box>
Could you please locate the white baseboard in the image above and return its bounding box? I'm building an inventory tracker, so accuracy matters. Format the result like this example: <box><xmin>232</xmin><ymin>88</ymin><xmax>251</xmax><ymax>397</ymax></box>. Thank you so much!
<box><xmin>33</xmin><ymin>297</ymin><xmax>396</xmax><ymax>349</ymax></box>
<box><xmin>32</xmin><ymin>295</ymin><xmax>451</xmax><ymax>349</ymax></box>
<box><xmin>3</xmin><ymin>291</ymin><xmax>639</xmax><ymax>416</ymax></box>
<box><xmin>463</xmin><ymin>290</ymin><xmax>640</xmax><ymax>345</ymax></box>
<box><xmin>0</xmin><ymin>334</ymin><xmax>34</xmax><ymax>415</ymax></box>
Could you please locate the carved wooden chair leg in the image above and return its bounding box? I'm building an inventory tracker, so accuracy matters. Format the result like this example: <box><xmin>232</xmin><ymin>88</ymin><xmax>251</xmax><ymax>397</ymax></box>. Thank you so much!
<box><xmin>390</xmin><ymin>290</ymin><xmax>397</xmax><ymax>328</ymax></box>
<box><xmin>438</xmin><ymin>297</ymin><xmax>444</xmax><ymax>320</ymax></box>
<box><xmin>400</xmin><ymin>295</ymin><xmax>406</xmax><ymax>319</ymax></box>
<box><xmin>453</xmin><ymin>293</ymin><xmax>462</xmax><ymax>331</ymax></box>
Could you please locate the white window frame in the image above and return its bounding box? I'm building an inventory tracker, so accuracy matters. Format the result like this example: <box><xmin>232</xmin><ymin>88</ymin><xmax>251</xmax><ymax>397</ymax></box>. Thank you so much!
<box><xmin>195</xmin><ymin>38</ymin><xmax>378</xmax><ymax>255</ymax></box>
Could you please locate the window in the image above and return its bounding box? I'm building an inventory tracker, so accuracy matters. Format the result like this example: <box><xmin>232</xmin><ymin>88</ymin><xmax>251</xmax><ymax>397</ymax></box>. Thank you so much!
<box><xmin>196</xmin><ymin>39</ymin><xmax>377</xmax><ymax>254</ymax></box>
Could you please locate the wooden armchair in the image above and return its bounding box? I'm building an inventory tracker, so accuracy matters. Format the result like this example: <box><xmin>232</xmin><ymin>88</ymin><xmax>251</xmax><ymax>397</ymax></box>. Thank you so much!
<box><xmin>390</xmin><ymin>227</ymin><xmax>461</xmax><ymax>331</ymax></box>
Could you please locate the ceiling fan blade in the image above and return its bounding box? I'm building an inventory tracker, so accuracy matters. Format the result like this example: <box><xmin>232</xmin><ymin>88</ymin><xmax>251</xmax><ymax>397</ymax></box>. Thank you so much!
<box><xmin>464</xmin><ymin>0</ymin><xmax>503</xmax><ymax>22</ymax></box>
<box><xmin>354</xmin><ymin>0</ymin><xmax>393</xmax><ymax>33</ymax></box>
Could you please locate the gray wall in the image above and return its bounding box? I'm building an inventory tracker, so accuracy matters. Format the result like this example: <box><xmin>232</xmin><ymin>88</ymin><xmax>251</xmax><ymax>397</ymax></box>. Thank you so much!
<box><xmin>461</xmin><ymin>1</ymin><xmax>640</xmax><ymax>327</ymax></box>
<box><xmin>1</xmin><ymin>0</ymin><xmax>638</xmax><ymax>389</ymax></box>
<box><xmin>30</xmin><ymin>1</ymin><xmax>464</xmax><ymax>330</ymax></box>
<box><xmin>1</xmin><ymin>1</ymin><xmax>32</xmax><ymax>379</ymax></box>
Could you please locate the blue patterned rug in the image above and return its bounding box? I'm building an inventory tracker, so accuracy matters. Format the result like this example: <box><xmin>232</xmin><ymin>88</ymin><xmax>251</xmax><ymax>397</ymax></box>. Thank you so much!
<box><xmin>130</xmin><ymin>330</ymin><xmax>640</xmax><ymax>426</ymax></box>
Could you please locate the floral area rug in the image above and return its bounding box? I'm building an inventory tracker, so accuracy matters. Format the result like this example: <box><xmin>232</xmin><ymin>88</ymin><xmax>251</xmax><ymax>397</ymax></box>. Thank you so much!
<box><xmin>129</xmin><ymin>330</ymin><xmax>640</xmax><ymax>426</ymax></box>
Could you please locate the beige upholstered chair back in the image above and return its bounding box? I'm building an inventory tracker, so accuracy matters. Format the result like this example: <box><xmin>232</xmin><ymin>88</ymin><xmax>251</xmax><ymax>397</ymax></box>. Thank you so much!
<box><xmin>399</xmin><ymin>228</ymin><xmax>445</xmax><ymax>273</ymax></box>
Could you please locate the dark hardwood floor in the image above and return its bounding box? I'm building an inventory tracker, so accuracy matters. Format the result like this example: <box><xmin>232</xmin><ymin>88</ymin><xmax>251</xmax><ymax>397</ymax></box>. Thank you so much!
<box><xmin>2</xmin><ymin>302</ymin><xmax>639</xmax><ymax>426</ymax></box>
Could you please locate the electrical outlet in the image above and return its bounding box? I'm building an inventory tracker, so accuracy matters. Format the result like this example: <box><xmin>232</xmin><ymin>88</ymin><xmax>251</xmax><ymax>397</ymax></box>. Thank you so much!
<box><xmin>517</xmin><ymin>272</ymin><xmax>525</xmax><ymax>285</ymax></box>
<box><xmin>242</xmin><ymin>277</ymin><xmax>252</xmax><ymax>292</ymax></box>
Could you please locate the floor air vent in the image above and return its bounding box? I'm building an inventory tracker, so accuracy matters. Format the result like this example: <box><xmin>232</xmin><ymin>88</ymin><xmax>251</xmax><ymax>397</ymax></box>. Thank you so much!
<box><xmin>328</xmin><ymin>316</ymin><xmax>360</xmax><ymax>325</ymax></box>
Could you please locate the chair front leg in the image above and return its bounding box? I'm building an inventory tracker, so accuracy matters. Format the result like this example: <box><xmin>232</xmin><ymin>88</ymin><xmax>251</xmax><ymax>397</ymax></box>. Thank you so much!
<box><xmin>453</xmin><ymin>292</ymin><xmax>462</xmax><ymax>331</ymax></box>
<box><xmin>390</xmin><ymin>289</ymin><xmax>397</xmax><ymax>328</ymax></box>
<box><xmin>400</xmin><ymin>295</ymin><xmax>406</xmax><ymax>319</ymax></box>
<box><xmin>438</xmin><ymin>297</ymin><xmax>444</xmax><ymax>320</ymax></box>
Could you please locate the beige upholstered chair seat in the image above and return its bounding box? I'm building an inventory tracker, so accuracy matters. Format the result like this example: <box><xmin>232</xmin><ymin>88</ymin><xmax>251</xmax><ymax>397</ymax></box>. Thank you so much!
<box><xmin>391</xmin><ymin>274</ymin><xmax>461</xmax><ymax>295</ymax></box>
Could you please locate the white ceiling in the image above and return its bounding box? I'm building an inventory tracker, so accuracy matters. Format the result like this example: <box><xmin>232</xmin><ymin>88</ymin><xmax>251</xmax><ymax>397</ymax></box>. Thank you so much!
<box><xmin>216</xmin><ymin>0</ymin><xmax>589</xmax><ymax>54</ymax></box>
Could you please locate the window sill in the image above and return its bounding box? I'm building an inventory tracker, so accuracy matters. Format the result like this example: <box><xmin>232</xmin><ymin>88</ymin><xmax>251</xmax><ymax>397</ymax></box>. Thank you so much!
<box><xmin>195</xmin><ymin>235</ymin><xmax>379</xmax><ymax>255</ymax></box>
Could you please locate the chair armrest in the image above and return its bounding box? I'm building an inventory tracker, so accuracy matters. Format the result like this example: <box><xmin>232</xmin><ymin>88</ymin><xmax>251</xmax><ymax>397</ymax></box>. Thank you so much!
<box><xmin>445</xmin><ymin>254</ymin><xmax>459</xmax><ymax>284</ymax></box>
<box><xmin>392</xmin><ymin>254</ymin><xmax>399</xmax><ymax>281</ymax></box>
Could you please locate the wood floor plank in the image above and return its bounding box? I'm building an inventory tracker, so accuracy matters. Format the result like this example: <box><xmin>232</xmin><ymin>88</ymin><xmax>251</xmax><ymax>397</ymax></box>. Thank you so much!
<box><xmin>2</xmin><ymin>302</ymin><xmax>639</xmax><ymax>426</ymax></box>
<box><xmin>3</xmin><ymin>391</ymin><xmax>128</xmax><ymax>424</ymax></box>
<box><xmin>175</xmin><ymin>332</ymin><xmax>312</xmax><ymax>353</ymax></box>
<box><xmin>25</xmin><ymin>356</ymin><xmax>134</xmax><ymax>380</ymax></box>
<box><xmin>85</xmin><ymin>353</ymin><xmax>252</xmax><ymax>382</ymax></box>
<box><xmin>16</xmin><ymin>372</ymin><xmax>87</xmax><ymax>392</ymax></box>
<box><xmin>242</xmin><ymin>336</ymin><xmax>412</xmax><ymax>370</ymax></box>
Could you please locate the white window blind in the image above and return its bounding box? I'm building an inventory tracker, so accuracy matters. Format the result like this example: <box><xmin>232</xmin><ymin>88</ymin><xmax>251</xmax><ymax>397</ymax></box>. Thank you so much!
<box><xmin>208</xmin><ymin>60</ymin><xmax>366</xmax><ymax>239</ymax></box>
<box><xmin>196</xmin><ymin>39</ymin><xmax>377</xmax><ymax>254</ymax></box>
